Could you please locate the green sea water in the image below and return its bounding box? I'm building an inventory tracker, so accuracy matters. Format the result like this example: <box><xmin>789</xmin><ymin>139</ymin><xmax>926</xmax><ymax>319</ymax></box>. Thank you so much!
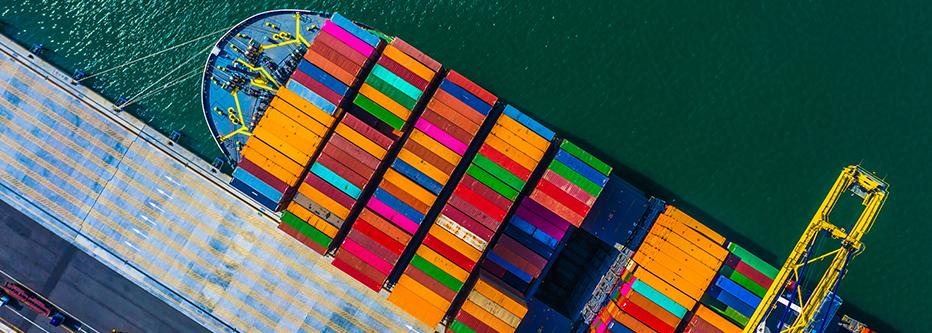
<box><xmin>2</xmin><ymin>1</ymin><xmax>928</xmax><ymax>331</ymax></box>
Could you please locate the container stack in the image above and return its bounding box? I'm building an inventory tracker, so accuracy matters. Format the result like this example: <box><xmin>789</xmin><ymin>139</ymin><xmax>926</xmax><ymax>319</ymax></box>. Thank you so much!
<box><xmin>700</xmin><ymin>242</ymin><xmax>778</xmax><ymax>329</ymax></box>
<box><xmin>279</xmin><ymin>14</ymin><xmax>387</xmax><ymax>254</ymax></box>
<box><xmin>591</xmin><ymin>206</ymin><xmax>729</xmax><ymax>333</ymax></box>
<box><xmin>483</xmin><ymin>139</ymin><xmax>609</xmax><ymax>296</ymax></box>
<box><xmin>233</xmin><ymin>14</ymin><xmax>378</xmax><ymax>212</ymax></box>
<box><xmin>387</xmin><ymin>105</ymin><xmax>549</xmax><ymax>327</ymax></box>
<box><xmin>448</xmin><ymin>273</ymin><xmax>528</xmax><ymax>333</ymax></box>
<box><xmin>330</xmin><ymin>40</ymin><xmax>457</xmax><ymax>291</ymax></box>
<box><xmin>682</xmin><ymin>305</ymin><xmax>742</xmax><ymax>333</ymax></box>
<box><xmin>232</xmin><ymin>87</ymin><xmax>338</xmax><ymax>211</ymax></box>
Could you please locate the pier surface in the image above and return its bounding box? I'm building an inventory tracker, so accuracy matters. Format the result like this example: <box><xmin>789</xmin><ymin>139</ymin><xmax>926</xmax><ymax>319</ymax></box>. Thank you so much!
<box><xmin>0</xmin><ymin>33</ymin><xmax>427</xmax><ymax>333</ymax></box>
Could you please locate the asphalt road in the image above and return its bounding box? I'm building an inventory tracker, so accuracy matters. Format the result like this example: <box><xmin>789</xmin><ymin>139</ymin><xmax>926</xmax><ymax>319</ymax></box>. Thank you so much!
<box><xmin>0</xmin><ymin>200</ymin><xmax>211</xmax><ymax>333</ymax></box>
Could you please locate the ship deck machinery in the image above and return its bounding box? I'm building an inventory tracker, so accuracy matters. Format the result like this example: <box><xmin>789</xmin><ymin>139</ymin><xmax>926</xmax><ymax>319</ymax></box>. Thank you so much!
<box><xmin>202</xmin><ymin>10</ymin><xmax>331</xmax><ymax>164</ymax></box>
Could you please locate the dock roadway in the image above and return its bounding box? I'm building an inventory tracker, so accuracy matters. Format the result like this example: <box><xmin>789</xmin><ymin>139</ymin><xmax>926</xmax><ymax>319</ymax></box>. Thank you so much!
<box><xmin>0</xmin><ymin>33</ymin><xmax>429</xmax><ymax>333</ymax></box>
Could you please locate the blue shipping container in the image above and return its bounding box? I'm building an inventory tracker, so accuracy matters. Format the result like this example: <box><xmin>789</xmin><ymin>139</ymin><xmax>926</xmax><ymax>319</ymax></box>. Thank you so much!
<box><xmin>330</xmin><ymin>13</ymin><xmax>381</xmax><ymax>47</ymax></box>
<box><xmin>310</xmin><ymin>163</ymin><xmax>362</xmax><ymax>199</ymax></box>
<box><xmin>439</xmin><ymin>79</ymin><xmax>491</xmax><ymax>115</ymax></box>
<box><xmin>554</xmin><ymin>149</ymin><xmax>609</xmax><ymax>187</ymax></box>
<box><xmin>232</xmin><ymin>167</ymin><xmax>284</xmax><ymax>202</ymax></box>
<box><xmin>286</xmin><ymin>80</ymin><xmax>336</xmax><ymax>114</ymax></box>
<box><xmin>297</xmin><ymin>59</ymin><xmax>349</xmax><ymax>94</ymax></box>
<box><xmin>372</xmin><ymin>188</ymin><xmax>425</xmax><ymax>224</ymax></box>
<box><xmin>391</xmin><ymin>159</ymin><xmax>443</xmax><ymax>195</ymax></box>
<box><xmin>230</xmin><ymin>178</ymin><xmax>279</xmax><ymax>210</ymax></box>
<box><xmin>503</xmin><ymin>105</ymin><xmax>556</xmax><ymax>140</ymax></box>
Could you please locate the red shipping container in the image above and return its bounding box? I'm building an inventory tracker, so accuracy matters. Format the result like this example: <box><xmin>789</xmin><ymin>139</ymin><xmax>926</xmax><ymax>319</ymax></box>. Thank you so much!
<box><xmin>312</xmin><ymin>30</ymin><xmax>368</xmax><ymax>65</ymax></box>
<box><xmin>423</xmin><ymin>232</ymin><xmax>477</xmax><ymax>271</ymax></box>
<box><xmin>431</xmin><ymin>90</ymin><xmax>486</xmax><ymax>123</ymax></box>
<box><xmin>425</xmin><ymin>101</ymin><xmax>482</xmax><ymax>134</ymax></box>
<box><xmin>479</xmin><ymin>145</ymin><xmax>532</xmax><ymax>181</ymax></box>
<box><xmin>308</xmin><ymin>40</ymin><xmax>364</xmax><ymax>75</ymax></box>
<box><xmin>733</xmin><ymin>258</ymin><xmax>774</xmax><ymax>288</ymax></box>
<box><xmin>618</xmin><ymin>298</ymin><xmax>675</xmax><ymax>333</ymax></box>
<box><xmin>332</xmin><ymin>252</ymin><xmax>384</xmax><ymax>291</ymax></box>
<box><xmin>445</xmin><ymin>70</ymin><xmax>497</xmax><ymax>105</ymax></box>
<box><xmin>291</xmin><ymin>69</ymin><xmax>343</xmax><ymax>105</ymax></box>
<box><xmin>358</xmin><ymin>209</ymin><xmax>413</xmax><ymax>244</ymax></box>
<box><xmin>402</xmin><ymin>142</ymin><xmax>456</xmax><ymax>175</ymax></box>
<box><xmin>535</xmin><ymin>179</ymin><xmax>591</xmax><ymax>215</ymax></box>
<box><xmin>440</xmin><ymin>206</ymin><xmax>495</xmax><ymax>241</ymax></box>
<box><xmin>341</xmin><ymin>238</ymin><xmax>393</xmax><ymax>275</ymax></box>
<box><xmin>342</xmin><ymin>113</ymin><xmax>395</xmax><ymax>149</ymax></box>
<box><xmin>304</xmin><ymin>48</ymin><xmax>356</xmax><ymax>85</ymax></box>
<box><xmin>376</xmin><ymin>55</ymin><xmax>429</xmax><ymax>90</ymax></box>
<box><xmin>352</xmin><ymin>216</ymin><xmax>407</xmax><ymax>254</ymax></box>
<box><xmin>404</xmin><ymin>266</ymin><xmax>456</xmax><ymax>301</ymax></box>
<box><xmin>421</xmin><ymin>110</ymin><xmax>475</xmax><ymax>145</ymax></box>
<box><xmin>315</xmin><ymin>153</ymin><xmax>369</xmax><ymax>188</ymax></box>
<box><xmin>683</xmin><ymin>314</ymin><xmax>723</xmax><ymax>333</ymax></box>
<box><xmin>458</xmin><ymin>175</ymin><xmax>512</xmax><ymax>209</ymax></box>
<box><xmin>280</xmin><ymin>223</ymin><xmax>327</xmax><ymax>254</ymax></box>
<box><xmin>391</xmin><ymin>38</ymin><xmax>442</xmax><ymax>72</ymax></box>
<box><xmin>237</xmin><ymin>157</ymin><xmax>290</xmax><ymax>193</ymax></box>
<box><xmin>541</xmin><ymin>170</ymin><xmax>596</xmax><ymax>205</ymax></box>
<box><xmin>453</xmin><ymin>185</ymin><xmax>508</xmax><ymax>220</ymax></box>
<box><xmin>347</xmin><ymin>228</ymin><xmax>400</xmax><ymax>264</ymax></box>
<box><xmin>454</xmin><ymin>308</ymin><xmax>498</xmax><ymax>333</ymax></box>
<box><xmin>419</xmin><ymin>109</ymin><xmax>473</xmax><ymax>144</ymax></box>
<box><xmin>304</xmin><ymin>173</ymin><xmax>356</xmax><ymax>210</ymax></box>
<box><xmin>491</xmin><ymin>243</ymin><xmax>542</xmax><ymax>278</ymax></box>
<box><xmin>529</xmin><ymin>189</ymin><xmax>585</xmax><ymax>226</ymax></box>
<box><xmin>445</xmin><ymin>195</ymin><xmax>501</xmax><ymax>232</ymax></box>
<box><xmin>328</xmin><ymin>133</ymin><xmax>381</xmax><ymax>168</ymax></box>
<box><xmin>320</xmin><ymin>144</ymin><xmax>376</xmax><ymax>179</ymax></box>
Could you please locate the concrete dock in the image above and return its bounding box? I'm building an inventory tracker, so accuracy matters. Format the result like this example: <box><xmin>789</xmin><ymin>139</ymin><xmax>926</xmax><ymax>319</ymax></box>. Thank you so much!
<box><xmin>0</xmin><ymin>33</ymin><xmax>429</xmax><ymax>333</ymax></box>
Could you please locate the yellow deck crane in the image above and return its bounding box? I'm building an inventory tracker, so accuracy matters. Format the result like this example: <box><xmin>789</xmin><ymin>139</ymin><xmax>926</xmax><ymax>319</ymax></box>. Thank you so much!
<box><xmin>744</xmin><ymin>165</ymin><xmax>888</xmax><ymax>333</ymax></box>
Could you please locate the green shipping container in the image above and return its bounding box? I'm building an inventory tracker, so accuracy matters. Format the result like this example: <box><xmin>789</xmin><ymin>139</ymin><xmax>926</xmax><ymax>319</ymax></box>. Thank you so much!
<box><xmin>365</xmin><ymin>74</ymin><xmax>417</xmax><ymax>110</ymax></box>
<box><xmin>472</xmin><ymin>153</ymin><xmax>526</xmax><ymax>192</ymax></box>
<box><xmin>410</xmin><ymin>255</ymin><xmax>464</xmax><ymax>292</ymax></box>
<box><xmin>548</xmin><ymin>159</ymin><xmax>603</xmax><ymax>196</ymax></box>
<box><xmin>728</xmin><ymin>243</ymin><xmax>779</xmax><ymax>279</ymax></box>
<box><xmin>560</xmin><ymin>140</ymin><xmax>612</xmax><ymax>176</ymax></box>
<box><xmin>370</xmin><ymin>65</ymin><xmax>423</xmax><ymax>101</ymax></box>
<box><xmin>449</xmin><ymin>320</ymin><xmax>478</xmax><ymax>333</ymax></box>
<box><xmin>720</xmin><ymin>265</ymin><xmax>768</xmax><ymax>297</ymax></box>
<box><xmin>282</xmin><ymin>211</ymin><xmax>332</xmax><ymax>248</ymax></box>
<box><xmin>466</xmin><ymin>164</ymin><xmax>519</xmax><ymax>201</ymax></box>
<box><xmin>354</xmin><ymin>93</ymin><xmax>406</xmax><ymax>130</ymax></box>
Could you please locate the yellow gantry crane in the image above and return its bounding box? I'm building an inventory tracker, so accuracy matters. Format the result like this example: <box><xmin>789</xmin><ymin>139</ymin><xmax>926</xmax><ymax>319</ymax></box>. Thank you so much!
<box><xmin>744</xmin><ymin>165</ymin><xmax>888</xmax><ymax>333</ymax></box>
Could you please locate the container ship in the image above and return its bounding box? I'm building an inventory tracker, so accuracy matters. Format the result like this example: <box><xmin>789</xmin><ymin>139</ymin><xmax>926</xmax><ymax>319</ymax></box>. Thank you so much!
<box><xmin>202</xmin><ymin>10</ymin><xmax>874</xmax><ymax>333</ymax></box>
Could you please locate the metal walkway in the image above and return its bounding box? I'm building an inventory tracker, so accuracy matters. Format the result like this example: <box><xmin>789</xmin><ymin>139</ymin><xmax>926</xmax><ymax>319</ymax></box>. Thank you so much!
<box><xmin>0</xmin><ymin>33</ymin><xmax>429</xmax><ymax>333</ymax></box>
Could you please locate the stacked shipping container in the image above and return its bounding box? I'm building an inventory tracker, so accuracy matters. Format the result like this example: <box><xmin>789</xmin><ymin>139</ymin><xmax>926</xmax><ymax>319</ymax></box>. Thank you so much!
<box><xmin>700</xmin><ymin>242</ymin><xmax>778</xmax><ymax>328</ymax></box>
<box><xmin>281</xmin><ymin>14</ymin><xmax>385</xmax><ymax>253</ymax></box>
<box><xmin>449</xmin><ymin>273</ymin><xmax>529</xmax><ymax>333</ymax></box>
<box><xmin>232</xmin><ymin>86</ymin><xmax>338</xmax><ymax>211</ymax></box>
<box><xmin>388</xmin><ymin>105</ymin><xmax>548</xmax><ymax>327</ymax></box>
<box><xmin>331</xmin><ymin>39</ymin><xmax>450</xmax><ymax>291</ymax></box>
<box><xmin>484</xmin><ymin>138</ymin><xmax>610</xmax><ymax>296</ymax></box>
<box><xmin>591</xmin><ymin>206</ymin><xmax>729</xmax><ymax>333</ymax></box>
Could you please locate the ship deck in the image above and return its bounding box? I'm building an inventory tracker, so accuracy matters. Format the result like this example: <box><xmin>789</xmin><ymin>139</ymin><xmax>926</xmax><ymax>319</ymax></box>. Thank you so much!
<box><xmin>0</xmin><ymin>33</ymin><xmax>429</xmax><ymax>333</ymax></box>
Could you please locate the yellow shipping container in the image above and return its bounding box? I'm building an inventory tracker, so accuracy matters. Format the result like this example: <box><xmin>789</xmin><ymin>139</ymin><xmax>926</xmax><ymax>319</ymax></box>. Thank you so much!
<box><xmin>387</xmin><ymin>282</ymin><xmax>446</xmax><ymax>327</ymax></box>
<box><xmin>296</xmin><ymin>183</ymin><xmax>350</xmax><ymax>219</ymax></box>
<box><xmin>334</xmin><ymin>124</ymin><xmax>387</xmax><ymax>159</ymax></box>
<box><xmin>383</xmin><ymin>45</ymin><xmax>435</xmax><ymax>81</ymax></box>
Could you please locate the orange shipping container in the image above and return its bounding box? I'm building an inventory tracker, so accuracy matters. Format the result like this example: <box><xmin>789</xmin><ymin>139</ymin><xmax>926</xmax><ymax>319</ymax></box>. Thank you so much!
<box><xmin>428</xmin><ymin>221</ymin><xmax>483</xmax><ymax>262</ymax></box>
<box><xmin>268</xmin><ymin>101</ymin><xmax>329</xmax><ymax>136</ymax></box>
<box><xmin>632</xmin><ymin>267</ymin><xmax>696</xmax><ymax>309</ymax></box>
<box><xmin>297</xmin><ymin>183</ymin><xmax>351</xmax><ymax>219</ymax></box>
<box><xmin>626</xmin><ymin>291</ymin><xmax>681</xmax><ymax>328</ymax></box>
<box><xmin>396</xmin><ymin>149</ymin><xmax>451</xmax><ymax>184</ymax></box>
<box><xmin>648</xmin><ymin>222</ymin><xmax>725</xmax><ymax>269</ymax></box>
<box><xmin>383</xmin><ymin>169</ymin><xmax>437</xmax><ymax>208</ymax></box>
<box><xmin>695</xmin><ymin>305</ymin><xmax>742</xmax><ymax>333</ymax></box>
<box><xmin>614</xmin><ymin>310</ymin><xmax>658</xmax><ymax>333</ymax></box>
<box><xmin>408</xmin><ymin>130</ymin><xmax>460</xmax><ymax>164</ymax></box>
<box><xmin>382</xmin><ymin>46</ymin><xmax>435</xmax><ymax>81</ymax></box>
<box><xmin>461</xmin><ymin>300</ymin><xmax>515</xmax><ymax>333</ymax></box>
<box><xmin>416</xmin><ymin>246</ymin><xmax>469</xmax><ymax>282</ymax></box>
<box><xmin>467</xmin><ymin>289</ymin><xmax>522</xmax><ymax>328</ymax></box>
<box><xmin>664</xmin><ymin>206</ymin><xmax>726</xmax><ymax>244</ymax></box>
<box><xmin>388</xmin><ymin>281</ymin><xmax>446</xmax><ymax>326</ymax></box>
<box><xmin>482</xmin><ymin>135</ymin><xmax>540</xmax><ymax>171</ymax></box>
<box><xmin>395</xmin><ymin>275</ymin><xmax>452</xmax><ymax>313</ymax></box>
<box><xmin>240</xmin><ymin>140</ymin><xmax>303</xmax><ymax>179</ymax></box>
<box><xmin>633</xmin><ymin>251</ymin><xmax>707</xmax><ymax>300</ymax></box>
<box><xmin>474</xmin><ymin>279</ymin><xmax>528</xmax><ymax>318</ymax></box>
<box><xmin>653</xmin><ymin>213</ymin><xmax>729</xmax><ymax>261</ymax></box>
<box><xmin>489</xmin><ymin>125</ymin><xmax>546</xmax><ymax>160</ymax></box>
<box><xmin>359</xmin><ymin>83</ymin><xmax>412</xmax><ymax>119</ymax></box>
<box><xmin>276</xmin><ymin>87</ymin><xmax>336</xmax><ymax>124</ymax></box>
<box><xmin>334</xmin><ymin>124</ymin><xmax>387</xmax><ymax>159</ymax></box>
<box><xmin>304</xmin><ymin>48</ymin><xmax>356</xmax><ymax>85</ymax></box>
<box><xmin>638</xmin><ymin>237</ymin><xmax>718</xmax><ymax>286</ymax></box>
<box><xmin>491</xmin><ymin>122</ymin><xmax>549</xmax><ymax>155</ymax></box>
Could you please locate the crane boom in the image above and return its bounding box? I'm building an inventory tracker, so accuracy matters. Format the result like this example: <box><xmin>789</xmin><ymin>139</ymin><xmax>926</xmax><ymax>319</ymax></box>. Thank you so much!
<box><xmin>744</xmin><ymin>165</ymin><xmax>888</xmax><ymax>333</ymax></box>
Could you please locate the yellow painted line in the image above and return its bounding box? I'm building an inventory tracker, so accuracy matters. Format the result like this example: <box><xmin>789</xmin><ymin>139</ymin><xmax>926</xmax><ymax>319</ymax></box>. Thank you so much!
<box><xmin>236</xmin><ymin>58</ymin><xmax>281</xmax><ymax>88</ymax></box>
